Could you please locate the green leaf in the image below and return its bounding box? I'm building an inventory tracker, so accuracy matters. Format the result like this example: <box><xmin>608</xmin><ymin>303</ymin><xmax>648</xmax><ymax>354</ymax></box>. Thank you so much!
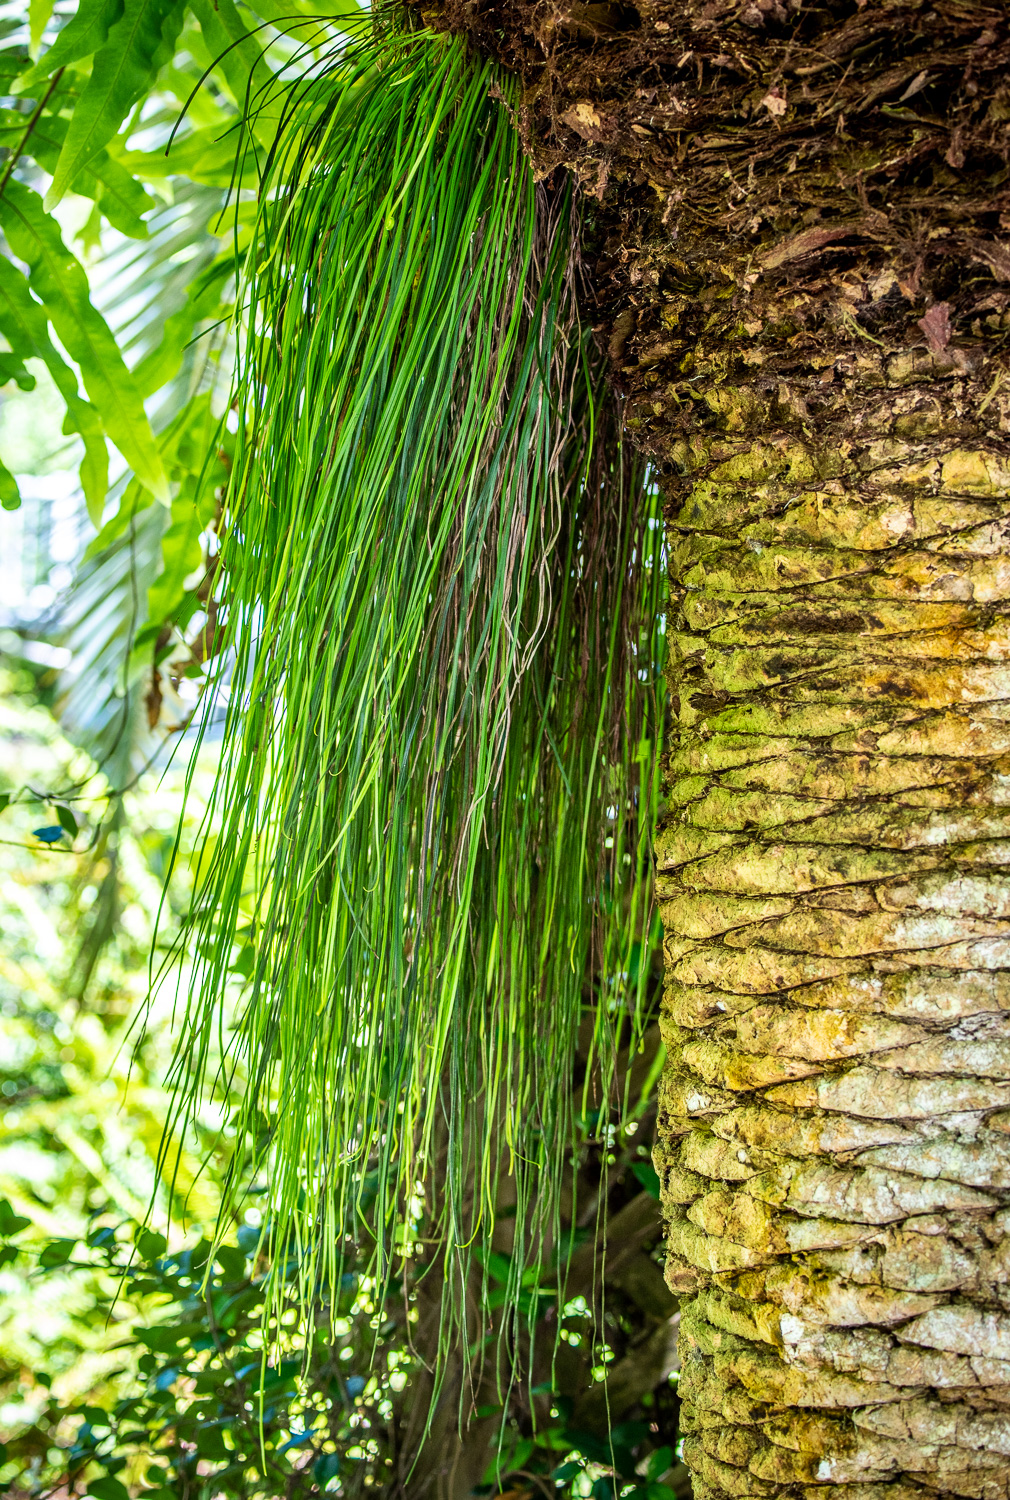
<box><xmin>47</xmin><ymin>0</ymin><xmax>185</xmax><ymax>208</ymax></box>
<box><xmin>646</xmin><ymin>1447</ymin><xmax>673</xmax><ymax>1482</ymax></box>
<box><xmin>86</xmin><ymin>1477</ymin><xmax>131</xmax><ymax>1500</ymax></box>
<box><xmin>135</xmin><ymin>1325</ymin><xmax>189</xmax><ymax>1353</ymax></box>
<box><xmin>55</xmin><ymin>804</ymin><xmax>79</xmax><ymax>837</ymax></box>
<box><xmin>66</xmin><ymin>395</ymin><xmax>111</xmax><ymax>524</ymax></box>
<box><xmin>38</xmin><ymin>1237</ymin><xmax>77</xmax><ymax>1268</ymax></box>
<box><xmin>28</xmin><ymin>0</ymin><xmax>55</xmax><ymax>59</ymax></box>
<box><xmin>0</xmin><ymin>49</ymin><xmax>28</xmax><ymax>92</ymax></box>
<box><xmin>540</xmin><ymin>1429</ymin><xmax>576</xmax><ymax>1452</ymax></box>
<box><xmin>135</xmin><ymin>1227</ymin><xmax>167</xmax><ymax>1260</ymax></box>
<box><xmin>18</xmin><ymin>0</ymin><xmax>125</xmax><ymax>88</ymax></box>
<box><xmin>133</xmin><ymin>253</ymin><xmax>238</xmax><ymax>397</ymax></box>
<box><xmin>631</xmin><ymin>1162</ymin><xmax>661</xmax><ymax>1199</ymax></box>
<box><xmin>0</xmin><ymin>1198</ymin><xmax>30</xmax><ymax>1234</ymax></box>
<box><xmin>0</xmin><ymin>349</ymin><xmax>36</xmax><ymax>390</ymax></box>
<box><xmin>214</xmin><ymin>1244</ymin><xmax>246</xmax><ymax>1280</ymax></box>
<box><xmin>78</xmin><ymin>1405</ymin><xmax>111</xmax><ymax>1427</ymax></box>
<box><xmin>186</xmin><ymin>0</ymin><xmax>275</xmax><ymax>127</ymax></box>
<box><xmin>0</xmin><ymin>456</ymin><xmax>20</xmax><ymax>510</ymax></box>
<box><xmin>194</xmin><ymin>1425</ymin><xmax>230</xmax><ymax>1460</ymax></box>
<box><xmin>119</xmin><ymin>126</ymin><xmax>254</xmax><ymax>188</ymax></box>
<box><xmin>0</xmin><ymin>109</ymin><xmax>154</xmax><ymax>237</ymax></box>
<box><xmin>0</xmin><ymin>793</ymin><xmax>12</xmax><ymax>816</ymax></box>
<box><xmin>0</xmin><ymin>182</ymin><xmax>166</xmax><ymax>503</ymax></box>
<box><xmin>145</xmin><ymin>499</ymin><xmax>206</xmax><ymax>620</ymax></box>
<box><xmin>0</xmin><ymin>257</ymin><xmax>110</xmax><ymax>522</ymax></box>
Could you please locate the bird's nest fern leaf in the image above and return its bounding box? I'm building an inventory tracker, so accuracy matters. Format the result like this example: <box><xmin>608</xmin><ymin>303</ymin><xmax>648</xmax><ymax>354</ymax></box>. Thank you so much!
<box><xmin>162</xmin><ymin>17</ymin><xmax>665</xmax><ymax>1384</ymax></box>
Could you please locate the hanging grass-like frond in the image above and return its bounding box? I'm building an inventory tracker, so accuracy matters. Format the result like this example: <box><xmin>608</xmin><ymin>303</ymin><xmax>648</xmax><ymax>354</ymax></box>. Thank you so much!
<box><xmin>164</xmin><ymin>15</ymin><xmax>665</xmax><ymax>1378</ymax></box>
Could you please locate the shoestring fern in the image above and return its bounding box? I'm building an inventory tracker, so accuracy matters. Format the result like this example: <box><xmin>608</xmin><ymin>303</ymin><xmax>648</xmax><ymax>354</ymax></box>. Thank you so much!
<box><xmin>162</xmin><ymin>12</ymin><xmax>665</xmax><ymax>1386</ymax></box>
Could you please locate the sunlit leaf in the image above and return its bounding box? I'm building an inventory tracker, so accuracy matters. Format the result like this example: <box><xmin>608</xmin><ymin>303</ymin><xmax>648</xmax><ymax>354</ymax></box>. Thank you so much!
<box><xmin>28</xmin><ymin>0</ymin><xmax>55</xmax><ymax>59</ymax></box>
<box><xmin>0</xmin><ymin>108</ymin><xmax>155</xmax><ymax>237</ymax></box>
<box><xmin>0</xmin><ymin>456</ymin><xmax>20</xmax><ymax>510</ymax></box>
<box><xmin>0</xmin><ymin>182</ymin><xmax>166</xmax><ymax>503</ymax></box>
<box><xmin>47</xmin><ymin>0</ymin><xmax>185</xmax><ymax>209</ymax></box>
<box><xmin>0</xmin><ymin>256</ymin><xmax>110</xmax><ymax>521</ymax></box>
<box><xmin>18</xmin><ymin>0</ymin><xmax>125</xmax><ymax>87</ymax></box>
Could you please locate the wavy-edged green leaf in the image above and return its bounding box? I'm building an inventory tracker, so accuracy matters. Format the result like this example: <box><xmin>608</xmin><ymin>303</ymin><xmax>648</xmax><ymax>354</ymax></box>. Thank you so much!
<box><xmin>0</xmin><ymin>109</ymin><xmax>154</xmax><ymax>237</ymax></box>
<box><xmin>65</xmin><ymin>392</ymin><xmax>112</xmax><ymax>523</ymax></box>
<box><xmin>0</xmin><ymin>255</ymin><xmax>109</xmax><ymax>519</ymax></box>
<box><xmin>132</xmin><ymin>255</ymin><xmax>232</xmax><ymax>396</ymax></box>
<box><xmin>17</xmin><ymin>0</ymin><xmax>124</xmax><ymax>88</ymax></box>
<box><xmin>0</xmin><ymin>181</ymin><xmax>166</xmax><ymax>502</ymax></box>
<box><xmin>0</xmin><ymin>349</ymin><xmax>36</xmax><ymax>391</ymax></box>
<box><xmin>46</xmin><ymin>0</ymin><xmax>185</xmax><ymax>208</ymax></box>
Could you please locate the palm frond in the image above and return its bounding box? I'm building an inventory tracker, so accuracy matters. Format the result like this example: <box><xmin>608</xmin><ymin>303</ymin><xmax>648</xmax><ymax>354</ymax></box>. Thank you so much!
<box><xmin>163</xmin><ymin>17</ymin><xmax>665</xmax><ymax>1381</ymax></box>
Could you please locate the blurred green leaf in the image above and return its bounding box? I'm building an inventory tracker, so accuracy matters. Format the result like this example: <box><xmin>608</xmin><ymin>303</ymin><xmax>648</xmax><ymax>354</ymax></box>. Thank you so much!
<box><xmin>0</xmin><ymin>455</ymin><xmax>20</xmax><ymax>510</ymax></box>
<box><xmin>38</xmin><ymin>1237</ymin><xmax>77</xmax><ymax>1267</ymax></box>
<box><xmin>0</xmin><ymin>255</ymin><xmax>109</xmax><ymax>519</ymax></box>
<box><xmin>135</xmin><ymin>1227</ymin><xmax>167</xmax><ymax>1259</ymax></box>
<box><xmin>86</xmin><ymin>1476</ymin><xmax>131</xmax><ymax>1500</ymax></box>
<box><xmin>630</xmin><ymin>1162</ymin><xmax>661</xmax><ymax>1199</ymax></box>
<box><xmin>646</xmin><ymin>1445</ymin><xmax>673</xmax><ymax>1481</ymax></box>
<box><xmin>28</xmin><ymin>0</ymin><xmax>55</xmax><ymax>59</ymax></box>
<box><xmin>56</xmin><ymin>804</ymin><xmax>79</xmax><ymax>838</ymax></box>
<box><xmin>0</xmin><ymin>349</ymin><xmax>36</xmax><ymax>390</ymax></box>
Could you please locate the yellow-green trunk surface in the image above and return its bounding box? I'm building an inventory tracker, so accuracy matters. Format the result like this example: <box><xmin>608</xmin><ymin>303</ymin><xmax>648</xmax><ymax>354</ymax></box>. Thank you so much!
<box><xmin>659</xmin><ymin>422</ymin><xmax>1010</xmax><ymax>1493</ymax></box>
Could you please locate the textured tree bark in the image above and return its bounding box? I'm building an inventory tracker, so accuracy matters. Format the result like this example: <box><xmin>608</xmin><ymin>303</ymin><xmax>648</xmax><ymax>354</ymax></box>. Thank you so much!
<box><xmin>418</xmin><ymin>0</ymin><xmax>1010</xmax><ymax>1487</ymax></box>
<box><xmin>657</xmin><ymin>394</ymin><xmax>1010</xmax><ymax>1497</ymax></box>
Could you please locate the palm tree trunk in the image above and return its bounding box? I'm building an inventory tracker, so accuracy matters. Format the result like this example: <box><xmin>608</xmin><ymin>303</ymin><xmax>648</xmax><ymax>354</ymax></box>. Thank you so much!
<box><xmin>630</xmin><ymin>9</ymin><xmax>1010</xmax><ymax>1495</ymax></box>
<box><xmin>658</xmin><ymin>398</ymin><xmax>1010</xmax><ymax>1495</ymax></box>
<box><xmin>428</xmin><ymin>0</ymin><xmax>1010</xmax><ymax>1485</ymax></box>
<box><xmin>436</xmin><ymin>0</ymin><xmax>1010</xmax><ymax>1490</ymax></box>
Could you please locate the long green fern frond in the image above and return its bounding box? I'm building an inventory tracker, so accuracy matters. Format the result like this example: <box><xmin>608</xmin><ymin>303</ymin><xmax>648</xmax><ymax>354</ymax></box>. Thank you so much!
<box><xmin>163</xmin><ymin>15</ymin><xmax>665</xmax><ymax>1378</ymax></box>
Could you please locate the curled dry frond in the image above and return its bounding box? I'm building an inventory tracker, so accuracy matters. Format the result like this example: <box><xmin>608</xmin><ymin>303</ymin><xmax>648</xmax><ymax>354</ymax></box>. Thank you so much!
<box><xmin>163</xmin><ymin>18</ymin><xmax>664</xmax><ymax>1384</ymax></box>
